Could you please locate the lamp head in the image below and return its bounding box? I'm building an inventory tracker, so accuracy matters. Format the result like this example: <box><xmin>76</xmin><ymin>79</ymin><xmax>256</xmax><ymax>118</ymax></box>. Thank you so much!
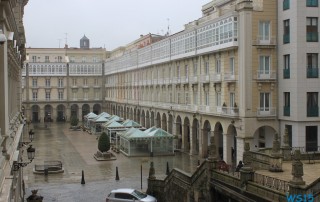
<box><xmin>0</xmin><ymin>29</ymin><xmax>7</xmax><ymax>45</ymax></box>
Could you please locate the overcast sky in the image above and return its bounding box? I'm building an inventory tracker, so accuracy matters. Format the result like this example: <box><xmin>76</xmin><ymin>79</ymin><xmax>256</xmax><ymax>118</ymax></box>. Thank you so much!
<box><xmin>24</xmin><ymin>0</ymin><xmax>210</xmax><ymax>50</ymax></box>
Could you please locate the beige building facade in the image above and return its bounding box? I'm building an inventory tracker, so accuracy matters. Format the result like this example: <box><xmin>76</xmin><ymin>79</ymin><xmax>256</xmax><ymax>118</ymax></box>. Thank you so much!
<box><xmin>104</xmin><ymin>0</ymin><xmax>278</xmax><ymax>164</ymax></box>
<box><xmin>22</xmin><ymin>37</ymin><xmax>108</xmax><ymax>123</ymax></box>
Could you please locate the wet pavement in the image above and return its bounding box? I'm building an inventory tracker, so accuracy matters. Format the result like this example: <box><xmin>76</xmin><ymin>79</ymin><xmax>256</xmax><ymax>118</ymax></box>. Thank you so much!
<box><xmin>23</xmin><ymin>123</ymin><xmax>201</xmax><ymax>202</ymax></box>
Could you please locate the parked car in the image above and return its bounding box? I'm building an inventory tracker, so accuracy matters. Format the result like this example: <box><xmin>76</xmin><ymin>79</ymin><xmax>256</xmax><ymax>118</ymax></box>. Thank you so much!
<box><xmin>106</xmin><ymin>188</ymin><xmax>157</xmax><ymax>202</ymax></box>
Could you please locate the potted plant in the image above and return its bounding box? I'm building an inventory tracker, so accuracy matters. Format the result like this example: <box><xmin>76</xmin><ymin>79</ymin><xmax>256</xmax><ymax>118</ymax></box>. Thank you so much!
<box><xmin>222</xmin><ymin>102</ymin><xmax>227</xmax><ymax>113</ymax></box>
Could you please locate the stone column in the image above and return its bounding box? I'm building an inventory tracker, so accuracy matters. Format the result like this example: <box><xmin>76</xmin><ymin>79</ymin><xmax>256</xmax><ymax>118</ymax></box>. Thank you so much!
<box><xmin>52</xmin><ymin>107</ymin><xmax>57</xmax><ymax>122</ymax></box>
<box><xmin>190</xmin><ymin>126</ymin><xmax>197</xmax><ymax>155</ymax></box>
<box><xmin>282</xmin><ymin>128</ymin><xmax>291</xmax><ymax>160</ymax></box>
<box><xmin>289</xmin><ymin>150</ymin><xmax>306</xmax><ymax>196</ymax></box>
<box><xmin>240</xmin><ymin>142</ymin><xmax>254</xmax><ymax>188</ymax></box>
<box><xmin>269</xmin><ymin>133</ymin><xmax>283</xmax><ymax>172</ymax></box>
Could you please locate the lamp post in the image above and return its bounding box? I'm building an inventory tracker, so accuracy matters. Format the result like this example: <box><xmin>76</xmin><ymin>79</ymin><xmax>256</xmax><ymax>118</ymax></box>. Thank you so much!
<box><xmin>13</xmin><ymin>145</ymin><xmax>36</xmax><ymax>171</ymax></box>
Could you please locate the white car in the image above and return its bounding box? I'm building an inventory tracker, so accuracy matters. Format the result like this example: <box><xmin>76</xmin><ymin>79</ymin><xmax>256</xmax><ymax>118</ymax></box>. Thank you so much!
<box><xmin>106</xmin><ymin>188</ymin><xmax>157</xmax><ymax>202</ymax></box>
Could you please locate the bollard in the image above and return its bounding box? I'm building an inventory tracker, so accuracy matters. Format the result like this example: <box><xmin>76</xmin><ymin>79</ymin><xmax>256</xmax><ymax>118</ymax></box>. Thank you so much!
<box><xmin>81</xmin><ymin>170</ymin><xmax>85</xmax><ymax>184</ymax></box>
<box><xmin>166</xmin><ymin>162</ymin><xmax>170</xmax><ymax>175</ymax></box>
<box><xmin>115</xmin><ymin>166</ymin><xmax>119</xmax><ymax>180</ymax></box>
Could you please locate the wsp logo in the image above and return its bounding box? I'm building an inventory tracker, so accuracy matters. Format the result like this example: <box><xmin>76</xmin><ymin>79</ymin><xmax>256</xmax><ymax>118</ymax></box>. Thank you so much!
<box><xmin>286</xmin><ymin>193</ymin><xmax>314</xmax><ymax>202</ymax></box>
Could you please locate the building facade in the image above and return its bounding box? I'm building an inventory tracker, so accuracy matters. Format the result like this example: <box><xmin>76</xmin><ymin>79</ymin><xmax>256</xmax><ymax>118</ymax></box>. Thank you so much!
<box><xmin>278</xmin><ymin>0</ymin><xmax>320</xmax><ymax>152</ymax></box>
<box><xmin>22</xmin><ymin>37</ymin><xmax>108</xmax><ymax>123</ymax></box>
<box><xmin>104</xmin><ymin>0</ymin><xmax>278</xmax><ymax>164</ymax></box>
<box><xmin>0</xmin><ymin>0</ymin><xmax>29</xmax><ymax>201</ymax></box>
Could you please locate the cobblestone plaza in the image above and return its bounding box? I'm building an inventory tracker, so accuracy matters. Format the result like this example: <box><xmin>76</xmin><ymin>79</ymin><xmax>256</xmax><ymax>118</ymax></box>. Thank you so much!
<box><xmin>23</xmin><ymin>123</ymin><xmax>200</xmax><ymax>201</ymax></box>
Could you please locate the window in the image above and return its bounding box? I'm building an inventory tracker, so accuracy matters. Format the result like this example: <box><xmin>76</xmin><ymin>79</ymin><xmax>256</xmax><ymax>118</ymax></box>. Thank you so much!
<box><xmin>205</xmin><ymin>61</ymin><xmax>209</xmax><ymax>74</ymax></box>
<box><xmin>307</xmin><ymin>92</ymin><xmax>318</xmax><ymax>117</ymax></box>
<box><xmin>205</xmin><ymin>92</ymin><xmax>209</xmax><ymax>106</ymax></box>
<box><xmin>177</xmin><ymin>93</ymin><xmax>181</xmax><ymax>104</ymax></box>
<box><xmin>307</xmin><ymin>0</ymin><xmax>318</xmax><ymax>7</ymax></box>
<box><xmin>193</xmin><ymin>60</ymin><xmax>198</xmax><ymax>75</ymax></box>
<box><xmin>185</xmin><ymin>65</ymin><xmax>189</xmax><ymax>78</ymax></box>
<box><xmin>284</xmin><ymin>20</ymin><xmax>290</xmax><ymax>43</ymax></box>
<box><xmin>259</xmin><ymin>56</ymin><xmax>270</xmax><ymax>75</ymax></box>
<box><xmin>57</xmin><ymin>56</ymin><xmax>62</xmax><ymax>62</ymax></box>
<box><xmin>284</xmin><ymin>54</ymin><xmax>290</xmax><ymax>78</ymax></box>
<box><xmin>307</xmin><ymin>53</ymin><xmax>318</xmax><ymax>78</ymax></box>
<box><xmin>73</xmin><ymin>92</ymin><xmax>77</xmax><ymax>100</ymax></box>
<box><xmin>32</xmin><ymin>79</ymin><xmax>37</xmax><ymax>87</ymax></box>
<box><xmin>84</xmin><ymin>92</ymin><xmax>88</xmax><ymax>100</ymax></box>
<box><xmin>58</xmin><ymin>92</ymin><xmax>63</xmax><ymax>100</ymax></box>
<box><xmin>185</xmin><ymin>93</ymin><xmax>189</xmax><ymax>105</ymax></box>
<box><xmin>306</xmin><ymin>126</ymin><xmax>318</xmax><ymax>151</ymax></box>
<box><xmin>307</xmin><ymin>17</ymin><xmax>318</xmax><ymax>42</ymax></box>
<box><xmin>230</xmin><ymin>93</ymin><xmax>235</xmax><ymax>108</ymax></box>
<box><xmin>216</xmin><ymin>92</ymin><xmax>221</xmax><ymax>107</ymax></box>
<box><xmin>95</xmin><ymin>91</ymin><xmax>99</xmax><ymax>99</ymax></box>
<box><xmin>82</xmin><ymin>56</ymin><xmax>86</xmax><ymax>63</ymax></box>
<box><xmin>94</xmin><ymin>79</ymin><xmax>98</xmax><ymax>86</ymax></box>
<box><xmin>45</xmin><ymin>79</ymin><xmax>50</xmax><ymax>87</ymax></box>
<box><xmin>284</xmin><ymin>92</ymin><xmax>290</xmax><ymax>116</ymax></box>
<box><xmin>259</xmin><ymin>21</ymin><xmax>270</xmax><ymax>42</ymax></box>
<box><xmin>169</xmin><ymin>93</ymin><xmax>173</xmax><ymax>103</ymax></box>
<box><xmin>285</xmin><ymin>125</ymin><xmax>292</xmax><ymax>147</ymax></box>
<box><xmin>260</xmin><ymin>92</ymin><xmax>270</xmax><ymax>112</ymax></box>
<box><xmin>215</xmin><ymin>58</ymin><xmax>221</xmax><ymax>74</ymax></box>
<box><xmin>32</xmin><ymin>56</ymin><xmax>37</xmax><ymax>62</ymax></box>
<box><xmin>45</xmin><ymin>92</ymin><xmax>50</xmax><ymax>101</ymax></box>
<box><xmin>72</xmin><ymin>78</ymin><xmax>77</xmax><ymax>86</ymax></box>
<box><xmin>58</xmin><ymin>78</ymin><xmax>63</xmax><ymax>87</ymax></box>
<box><xmin>283</xmin><ymin>0</ymin><xmax>290</xmax><ymax>10</ymax></box>
<box><xmin>193</xmin><ymin>91</ymin><xmax>198</xmax><ymax>105</ymax></box>
<box><xmin>45</xmin><ymin>56</ymin><xmax>50</xmax><ymax>62</ymax></box>
<box><xmin>230</xmin><ymin>58</ymin><xmax>234</xmax><ymax>75</ymax></box>
<box><xmin>70</xmin><ymin>56</ymin><xmax>75</xmax><ymax>63</ymax></box>
<box><xmin>83</xmin><ymin>78</ymin><xmax>88</xmax><ymax>86</ymax></box>
<box><xmin>176</xmin><ymin>66</ymin><xmax>180</xmax><ymax>78</ymax></box>
<box><xmin>32</xmin><ymin>92</ymin><xmax>37</xmax><ymax>101</ymax></box>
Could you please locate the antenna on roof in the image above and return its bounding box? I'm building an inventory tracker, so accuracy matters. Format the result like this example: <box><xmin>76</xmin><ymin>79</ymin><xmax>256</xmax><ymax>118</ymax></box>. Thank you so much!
<box><xmin>65</xmin><ymin>33</ymin><xmax>68</xmax><ymax>46</ymax></box>
<box><xmin>166</xmin><ymin>18</ymin><xmax>171</xmax><ymax>36</ymax></box>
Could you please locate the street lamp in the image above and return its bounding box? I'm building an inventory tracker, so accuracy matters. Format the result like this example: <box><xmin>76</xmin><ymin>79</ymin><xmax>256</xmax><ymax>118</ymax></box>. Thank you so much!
<box><xmin>19</xmin><ymin>129</ymin><xmax>34</xmax><ymax>148</ymax></box>
<box><xmin>13</xmin><ymin>145</ymin><xmax>36</xmax><ymax>171</ymax></box>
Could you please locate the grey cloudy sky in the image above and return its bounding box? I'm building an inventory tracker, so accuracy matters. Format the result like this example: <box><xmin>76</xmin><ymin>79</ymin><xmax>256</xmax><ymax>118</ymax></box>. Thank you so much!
<box><xmin>24</xmin><ymin>0</ymin><xmax>209</xmax><ymax>51</ymax></box>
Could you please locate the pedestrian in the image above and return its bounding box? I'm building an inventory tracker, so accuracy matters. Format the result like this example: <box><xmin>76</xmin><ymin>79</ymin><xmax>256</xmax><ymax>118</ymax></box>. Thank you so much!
<box><xmin>235</xmin><ymin>160</ymin><xmax>243</xmax><ymax>172</ymax></box>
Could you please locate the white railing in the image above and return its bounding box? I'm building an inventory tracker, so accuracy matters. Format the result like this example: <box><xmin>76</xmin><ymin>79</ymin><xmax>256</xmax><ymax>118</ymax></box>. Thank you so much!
<box><xmin>255</xmin><ymin>70</ymin><xmax>277</xmax><ymax>80</ymax></box>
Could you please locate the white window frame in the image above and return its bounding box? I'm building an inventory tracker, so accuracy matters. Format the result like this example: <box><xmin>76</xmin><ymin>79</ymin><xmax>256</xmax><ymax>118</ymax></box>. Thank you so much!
<box><xmin>259</xmin><ymin>21</ymin><xmax>270</xmax><ymax>43</ymax></box>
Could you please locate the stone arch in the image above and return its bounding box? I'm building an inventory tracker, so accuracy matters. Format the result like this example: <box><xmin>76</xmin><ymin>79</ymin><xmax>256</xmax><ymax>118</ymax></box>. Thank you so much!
<box><xmin>214</xmin><ymin>122</ymin><xmax>224</xmax><ymax>160</ymax></box>
<box><xmin>82</xmin><ymin>104</ymin><xmax>90</xmax><ymax>120</ymax></box>
<box><xmin>192</xmin><ymin>118</ymin><xmax>200</xmax><ymax>155</ymax></box>
<box><xmin>183</xmin><ymin>117</ymin><xmax>191</xmax><ymax>153</ymax></box>
<box><xmin>71</xmin><ymin>104</ymin><xmax>79</xmax><ymax>119</ymax></box>
<box><xmin>31</xmin><ymin>105</ymin><xmax>40</xmax><ymax>122</ymax></box>
<box><xmin>168</xmin><ymin>114</ymin><xmax>174</xmax><ymax>134</ymax></box>
<box><xmin>253</xmin><ymin>126</ymin><xmax>277</xmax><ymax>150</ymax></box>
<box><xmin>130</xmin><ymin>108</ymin><xmax>134</xmax><ymax>120</ymax></box>
<box><xmin>146</xmin><ymin>111</ymin><xmax>150</xmax><ymax>128</ymax></box>
<box><xmin>93</xmin><ymin>104</ymin><xmax>101</xmax><ymax>115</ymax></box>
<box><xmin>162</xmin><ymin>113</ymin><xmax>167</xmax><ymax>131</ymax></box>
<box><xmin>141</xmin><ymin>110</ymin><xmax>146</xmax><ymax>127</ymax></box>
<box><xmin>175</xmin><ymin>115</ymin><xmax>182</xmax><ymax>150</ymax></box>
<box><xmin>137</xmin><ymin>109</ymin><xmax>141</xmax><ymax>124</ymax></box>
<box><xmin>56</xmin><ymin>104</ymin><xmax>66</xmax><ymax>122</ymax></box>
<box><xmin>151</xmin><ymin>111</ymin><xmax>155</xmax><ymax>127</ymax></box>
<box><xmin>226</xmin><ymin>124</ymin><xmax>238</xmax><ymax>165</ymax></box>
<box><xmin>202</xmin><ymin>120</ymin><xmax>212</xmax><ymax>158</ymax></box>
<box><xmin>44</xmin><ymin>105</ymin><xmax>53</xmax><ymax>122</ymax></box>
<box><xmin>156</xmin><ymin>112</ymin><xmax>161</xmax><ymax>128</ymax></box>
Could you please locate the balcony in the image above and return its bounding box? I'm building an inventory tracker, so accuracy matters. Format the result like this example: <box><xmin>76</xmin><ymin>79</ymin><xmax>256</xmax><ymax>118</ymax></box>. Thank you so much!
<box><xmin>283</xmin><ymin>106</ymin><xmax>290</xmax><ymax>116</ymax></box>
<box><xmin>224</xmin><ymin>73</ymin><xmax>237</xmax><ymax>82</ymax></box>
<box><xmin>255</xmin><ymin>70</ymin><xmax>276</xmax><ymax>81</ymax></box>
<box><xmin>307</xmin><ymin>0</ymin><xmax>318</xmax><ymax>7</ymax></box>
<box><xmin>283</xmin><ymin>34</ymin><xmax>290</xmax><ymax>44</ymax></box>
<box><xmin>180</xmin><ymin>76</ymin><xmax>189</xmax><ymax>84</ymax></box>
<box><xmin>283</xmin><ymin>68</ymin><xmax>290</xmax><ymax>79</ymax></box>
<box><xmin>199</xmin><ymin>75</ymin><xmax>210</xmax><ymax>83</ymax></box>
<box><xmin>307</xmin><ymin>32</ymin><xmax>319</xmax><ymax>42</ymax></box>
<box><xmin>307</xmin><ymin>106</ymin><xmax>319</xmax><ymax>117</ymax></box>
<box><xmin>189</xmin><ymin>76</ymin><xmax>198</xmax><ymax>84</ymax></box>
<box><xmin>216</xmin><ymin>106</ymin><xmax>239</xmax><ymax>116</ymax></box>
<box><xmin>172</xmin><ymin>77</ymin><xmax>181</xmax><ymax>85</ymax></box>
<box><xmin>256</xmin><ymin>107</ymin><xmax>276</xmax><ymax>117</ymax></box>
<box><xmin>210</xmin><ymin>73</ymin><xmax>222</xmax><ymax>83</ymax></box>
<box><xmin>307</xmin><ymin>67</ymin><xmax>319</xmax><ymax>78</ymax></box>
<box><xmin>283</xmin><ymin>0</ymin><xmax>290</xmax><ymax>10</ymax></box>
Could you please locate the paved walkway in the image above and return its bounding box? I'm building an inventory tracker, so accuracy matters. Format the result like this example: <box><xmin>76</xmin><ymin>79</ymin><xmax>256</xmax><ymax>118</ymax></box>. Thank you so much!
<box><xmin>23</xmin><ymin>123</ymin><xmax>201</xmax><ymax>201</ymax></box>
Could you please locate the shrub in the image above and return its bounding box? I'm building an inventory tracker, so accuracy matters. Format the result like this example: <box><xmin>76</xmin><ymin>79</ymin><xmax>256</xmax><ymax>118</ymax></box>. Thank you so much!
<box><xmin>98</xmin><ymin>132</ymin><xmax>110</xmax><ymax>152</ymax></box>
<box><xmin>70</xmin><ymin>116</ymin><xmax>79</xmax><ymax>127</ymax></box>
